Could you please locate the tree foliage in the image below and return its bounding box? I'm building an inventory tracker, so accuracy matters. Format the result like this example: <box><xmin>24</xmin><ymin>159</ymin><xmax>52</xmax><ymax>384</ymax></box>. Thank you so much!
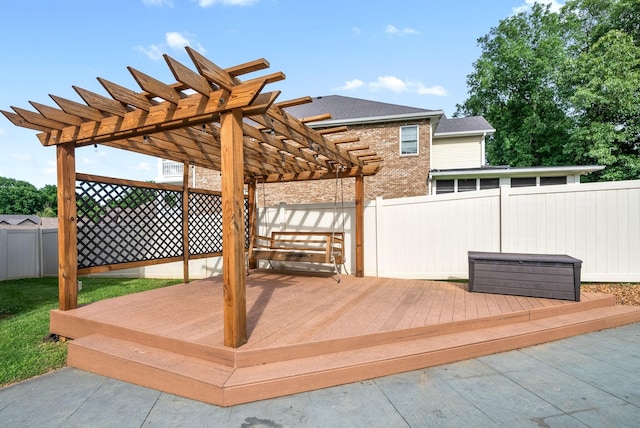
<box><xmin>457</xmin><ymin>3</ymin><xmax>572</xmax><ymax>167</ymax></box>
<box><xmin>456</xmin><ymin>0</ymin><xmax>640</xmax><ymax>181</ymax></box>
<box><xmin>106</xmin><ymin>186</ymin><xmax>158</xmax><ymax>210</ymax></box>
<box><xmin>564</xmin><ymin>30</ymin><xmax>640</xmax><ymax>180</ymax></box>
<box><xmin>0</xmin><ymin>177</ymin><xmax>57</xmax><ymax>216</ymax></box>
<box><xmin>0</xmin><ymin>177</ymin><xmax>165</xmax><ymax>218</ymax></box>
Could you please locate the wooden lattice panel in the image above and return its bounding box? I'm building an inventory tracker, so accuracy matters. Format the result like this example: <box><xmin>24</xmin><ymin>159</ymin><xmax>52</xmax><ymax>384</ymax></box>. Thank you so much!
<box><xmin>76</xmin><ymin>179</ymin><xmax>183</xmax><ymax>269</ymax></box>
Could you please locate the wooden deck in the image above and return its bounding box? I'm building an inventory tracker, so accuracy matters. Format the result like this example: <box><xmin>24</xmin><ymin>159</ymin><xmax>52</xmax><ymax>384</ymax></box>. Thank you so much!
<box><xmin>50</xmin><ymin>270</ymin><xmax>640</xmax><ymax>407</ymax></box>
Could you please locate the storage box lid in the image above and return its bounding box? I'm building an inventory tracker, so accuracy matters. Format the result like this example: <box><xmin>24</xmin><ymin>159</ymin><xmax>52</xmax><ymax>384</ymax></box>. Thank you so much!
<box><xmin>468</xmin><ymin>251</ymin><xmax>582</xmax><ymax>265</ymax></box>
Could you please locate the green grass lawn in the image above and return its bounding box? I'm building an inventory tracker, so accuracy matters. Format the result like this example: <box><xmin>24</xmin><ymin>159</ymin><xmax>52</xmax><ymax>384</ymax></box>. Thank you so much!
<box><xmin>0</xmin><ymin>277</ymin><xmax>182</xmax><ymax>387</ymax></box>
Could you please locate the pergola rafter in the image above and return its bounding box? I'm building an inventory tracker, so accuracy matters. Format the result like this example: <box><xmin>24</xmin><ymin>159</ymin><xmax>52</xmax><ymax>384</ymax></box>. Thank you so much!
<box><xmin>1</xmin><ymin>49</ymin><xmax>382</xmax><ymax>348</ymax></box>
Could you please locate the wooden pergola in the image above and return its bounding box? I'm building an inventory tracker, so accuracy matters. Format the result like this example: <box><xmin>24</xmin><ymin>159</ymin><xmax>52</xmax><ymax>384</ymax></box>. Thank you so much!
<box><xmin>2</xmin><ymin>48</ymin><xmax>382</xmax><ymax>348</ymax></box>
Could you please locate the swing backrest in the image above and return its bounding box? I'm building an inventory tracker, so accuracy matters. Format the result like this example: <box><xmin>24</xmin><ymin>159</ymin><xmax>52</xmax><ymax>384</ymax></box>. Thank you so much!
<box><xmin>251</xmin><ymin>231</ymin><xmax>344</xmax><ymax>264</ymax></box>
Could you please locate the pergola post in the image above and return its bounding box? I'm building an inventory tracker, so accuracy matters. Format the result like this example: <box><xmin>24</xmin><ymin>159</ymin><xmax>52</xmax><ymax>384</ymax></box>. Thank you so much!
<box><xmin>221</xmin><ymin>108</ymin><xmax>248</xmax><ymax>348</ymax></box>
<box><xmin>355</xmin><ymin>175</ymin><xmax>365</xmax><ymax>277</ymax></box>
<box><xmin>247</xmin><ymin>179</ymin><xmax>258</xmax><ymax>270</ymax></box>
<box><xmin>182</xmin><ymin>161</ymin><xmax>190</xmax><ymax>284</ymax></box>
<box><xmin>56</xmin><ymin>142</ymin><xmax>78</xmax><ymax>310</ymax></box>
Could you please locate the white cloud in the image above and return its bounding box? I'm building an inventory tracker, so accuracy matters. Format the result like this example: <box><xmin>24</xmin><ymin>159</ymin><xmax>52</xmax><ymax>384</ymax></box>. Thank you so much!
<box><xmin>370</xmin><ymin>76</ymin><xmax>408</xmax><ymax>93</ymax></box>
<box><xmin>134</xmin><ymin>31</ymin><xmax>206</xmax><ymax>60</ymax></box>
<box><xmin>0</xmin><ymin>128</ymin><xmax>5</xmax><ymax>137</ymax></box>
<box><xmin>385</xmin><ymin>24</ymin><xmax>420</xmax><ymax>36</ymax></box>
<box><xmin>198</xmin><ymin>0</ymin><xmax>259</xmax><ymax>6</ymax></box>
<box><xmin>513</xmin><ymin>0</ymin><xmax>564</xmax><ymax>14</ymax></box>
<box><xmin>335</xmin><ymin>79</ymin><xmax>365</xmax><ymax>91</ymax></box>
<box><xmin>352</xmin><ymin>26</ymin><xmax>362</xmax><ymax>35</ymax></box>
<box><xmin>336</xmin><ymin>76</ymin><xmax>448</xmax><ymax>98</ymax></box>
<box><xmin>132</xmin><ymin>162</ymin><xmax>153</xmax><ymax>172</ymax></box>
<box><xmin>142</xmin><ymin>0</ymin><xmax>173</xmax><ymax>6</ymax></box>
<box><xmin>417</xmin><ymin>84</ymin><xmax>448</xmax><ymax>96</ymax></box>
<box><xmin>134</xmin><ymin>44</ymin><xmax>164</xmax><ymax>61</ymax></box>
<box><xmin>166</xmin><ymin>32</ymin><xmax>191</xmax><ymax>50</ymax></box>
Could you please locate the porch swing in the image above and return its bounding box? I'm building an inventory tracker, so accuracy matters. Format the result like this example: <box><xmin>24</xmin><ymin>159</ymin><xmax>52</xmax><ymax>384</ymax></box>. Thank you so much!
<box><xmin>248</xmin><ymin>166</ymin><xmax>347</xmax><ymax>282</ymax></box>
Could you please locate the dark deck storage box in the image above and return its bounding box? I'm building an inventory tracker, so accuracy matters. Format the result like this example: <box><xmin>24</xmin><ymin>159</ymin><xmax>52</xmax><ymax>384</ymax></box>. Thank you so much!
<box><xmin>468</xmin><ymin>251</ymin><xmax>582</xmax><ymax>301</ymax></box>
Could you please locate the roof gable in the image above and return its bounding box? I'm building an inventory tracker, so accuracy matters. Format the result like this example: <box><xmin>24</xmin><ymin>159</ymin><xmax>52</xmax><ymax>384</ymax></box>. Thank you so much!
<box><xmin>0</xmin><ymin>215</ymin><xmax>42</xmax><ymax>226</ymax></box>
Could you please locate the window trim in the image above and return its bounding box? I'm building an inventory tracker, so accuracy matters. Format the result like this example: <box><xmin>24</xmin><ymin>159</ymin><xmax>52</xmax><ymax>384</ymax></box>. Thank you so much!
<box><xmin>399</xmin><ymin>125</ymin><xmax>419</xmax><ymax>157</ymax></box>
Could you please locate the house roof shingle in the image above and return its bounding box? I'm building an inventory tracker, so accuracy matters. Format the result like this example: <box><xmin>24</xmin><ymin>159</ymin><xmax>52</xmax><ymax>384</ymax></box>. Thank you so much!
<box><xmin>434</xmin><ymin>116</ymin><xmax>495</xmax><ymax>136</ymax></box>
<box><xmin>285</xmin><ymin>95</ymin><xmax>441</xmax><ymax>122</ymax></box>
<box><xmin>285</xmin><ymin>96</ymin><xmax>496</xmax><ymax>136</ymax></box>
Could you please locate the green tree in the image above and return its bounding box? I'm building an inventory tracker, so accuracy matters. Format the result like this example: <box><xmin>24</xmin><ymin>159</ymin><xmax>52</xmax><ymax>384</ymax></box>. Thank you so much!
<box><xmin>456</xmin><ymin>3</ymin><xmax>572</xmax><ymax>167</ymax></box>
<box><xmin>107</xmin><ymin>186</ymin><xmax>157</xmax><ymax>209</ymax></box>
<box><xmin>76</xmin><ymin>194</ymin><xmax>105</xmax><ymax>223</ymax></box>
<box><xmin>0</xmin><ymin>177</ymin><xmax>45</xmax><ymax>215</ymax></box>
<box><xmin>564</xmin><ymin>30</ymin><xmax>640</xmax><ymax>181</ymax></box>
<box><xmin>564</xmin><ymin>0</ymin><xmax>640</xmax><ymax>48</ymax></box>
<box><xmin>39</xmin><ymin>184</ymin><xmax>58</xmax><ymax>217</ymax></box>
<box><xmin>560</xmin><ymin>0</ymin><xmax>640</xmax><ymax>181</ymax></box>
<box><xmin>457</xmin><ymin>0</ymin><xmax>640</xmax><ymax>181</ymax></box>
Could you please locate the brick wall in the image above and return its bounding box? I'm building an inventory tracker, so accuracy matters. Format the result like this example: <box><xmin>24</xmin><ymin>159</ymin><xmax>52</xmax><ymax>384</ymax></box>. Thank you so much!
<box><xmin>194</xmin><ymin>119</ymin><xmax>432</xmax><ymax>205</ymax></box>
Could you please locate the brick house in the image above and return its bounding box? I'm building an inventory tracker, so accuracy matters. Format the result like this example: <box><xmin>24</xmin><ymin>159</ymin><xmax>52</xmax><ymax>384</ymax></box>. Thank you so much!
<box><xmin>274</xmin><ymin>95</ymin><xmax>442</xmax><ymax>204</ymax></box>
<box><xmin>158</xmin><ymin>95</ymin><xmax>495</xmax><ymax>204</ymax></box>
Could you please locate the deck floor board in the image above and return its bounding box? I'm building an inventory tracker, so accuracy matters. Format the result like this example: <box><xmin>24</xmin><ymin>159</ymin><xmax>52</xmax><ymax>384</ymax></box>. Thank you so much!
<box><xmin>55</xmin><ymin>271</ymin><xmax>613</xmax><ymax>352</ymax></box>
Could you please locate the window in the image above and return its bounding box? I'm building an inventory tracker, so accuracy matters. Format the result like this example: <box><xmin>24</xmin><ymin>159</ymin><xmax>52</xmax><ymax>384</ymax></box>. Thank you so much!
<box><xmin>458</xmin><ymin>179</ymin><xmax>477</xmax><ymax>192</ymax></box>
<box><xmin>162</xmin><ymin>160</ymin><xmax>184</xmax><ymax>177</ymax></box>
<box><xmin>480</xmin><ymin>178</ymin><xmax>500</xmax><ymax>190</ymax></box>
<box><xmin>435</xmin><ymin>180</ymin><xmax>454</xmax><ymax>194</ymax></box>
<box><xmin>511</xmin><ymin>177</ymin><xmax>537</xmax><ymax>188</ymax></box>
<box><xmin>540</xmin><ymin>176</ymin><xmax>567</xmax><ymax>186</ymax></box>
<box><xmin>400</xmin><ymin>126</ymin><xmax>418</xmax><ymax>156</ymax></box>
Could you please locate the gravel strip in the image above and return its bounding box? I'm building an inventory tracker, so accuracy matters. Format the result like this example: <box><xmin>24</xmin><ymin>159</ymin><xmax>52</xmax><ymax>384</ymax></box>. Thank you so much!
<box><xmin>582</xmin><ymin>283</ymin><xmax>640</xmax><ymax>306</ymax></box>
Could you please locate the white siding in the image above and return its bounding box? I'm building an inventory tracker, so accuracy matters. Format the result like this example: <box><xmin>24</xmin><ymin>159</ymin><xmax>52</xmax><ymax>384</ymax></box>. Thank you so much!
<box><xmin>431</xmin><ymin>136</ymin><xmax>483</xmax><ymax>170</ymax></box>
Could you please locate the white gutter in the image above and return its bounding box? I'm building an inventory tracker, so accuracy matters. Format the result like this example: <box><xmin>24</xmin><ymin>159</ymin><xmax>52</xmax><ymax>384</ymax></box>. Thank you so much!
<box><xmin>430</xmin><ymin>165</ymin><xmax>605</xmax><ymax>179</ymax></box>
<box><xmin>433</xmin><ymin>128</ymin><xmax>496</xmax><ymax>138</ymax></box>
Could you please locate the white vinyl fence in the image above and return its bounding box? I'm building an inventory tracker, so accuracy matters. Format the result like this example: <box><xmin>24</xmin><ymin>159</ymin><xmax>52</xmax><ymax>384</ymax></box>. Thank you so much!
<box><xmin>0</xmin><ymin>228</ymin><xmax>58</xmax><ymax>280</ymax></box>
<box><xmin>3</xmin><ymin>180</ymin><xmax>639</xmax><ymax>282</ymax></box>
<box><xmin>261</xmin><ymin>180</ymin><xmax>640</xmax><ymax>282</ymax></box>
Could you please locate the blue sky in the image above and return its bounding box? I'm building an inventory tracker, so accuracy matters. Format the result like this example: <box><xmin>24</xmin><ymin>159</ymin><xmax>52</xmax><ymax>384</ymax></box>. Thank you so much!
<box><xmin>0</xmin><ymin>0</ymin><xmax>563</xmax><ymax>188</ymax></box>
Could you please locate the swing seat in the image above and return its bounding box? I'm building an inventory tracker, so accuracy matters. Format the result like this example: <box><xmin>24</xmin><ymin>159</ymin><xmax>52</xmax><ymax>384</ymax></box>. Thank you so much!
<box><xmin>250</xmin><ymin>231</ymin><xmax>344</xmax><ymax>267</ymax></box>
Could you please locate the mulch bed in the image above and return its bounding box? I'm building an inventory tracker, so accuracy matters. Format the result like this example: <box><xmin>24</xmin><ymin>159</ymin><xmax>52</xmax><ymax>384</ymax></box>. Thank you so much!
<box><xmin>582</xmin><ymin>284</ymin><xmax>640</xmax><ymax>306</ymax></box>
